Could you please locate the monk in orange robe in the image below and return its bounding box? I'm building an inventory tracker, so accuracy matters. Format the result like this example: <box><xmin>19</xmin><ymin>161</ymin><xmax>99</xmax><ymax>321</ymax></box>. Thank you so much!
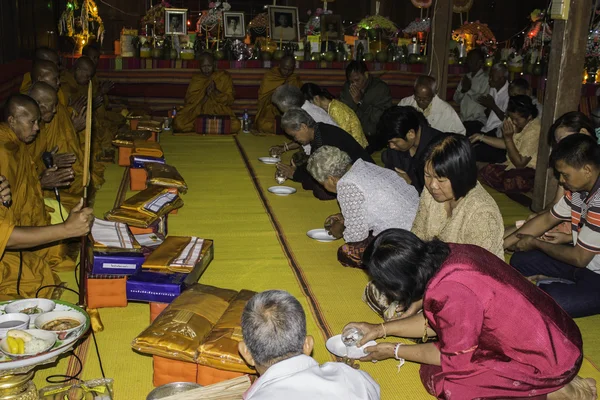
<box><xmin>0</xmin><ymin>172</ymin><xmax>93</xmax><ymax>299</ymax></box>
<box><xmin>173</xmin><ymin>53</ymin><xmax>241</xmax><ymax>133</ymax></box>
<box><xmin>255</xmin><ymin>56</ymin><xmax>302</xmax><ymax>133</ymax></box>
<box><xmin>1</xmin><ymin>95</ymin><xmax>93</xmax><ymax>273</ymax></box>
<box><xmin>20</xmin><ymin>47</ymin><xmax>68</xmax><ymax>107</ymax></box>
<box><xmin>28</xmin><ymin>82</ymin><xmax>103</xmax><ymax>210</ymax></box>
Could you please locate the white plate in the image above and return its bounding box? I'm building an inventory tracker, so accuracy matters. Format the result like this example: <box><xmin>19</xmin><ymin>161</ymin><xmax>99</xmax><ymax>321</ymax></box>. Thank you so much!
<box><xmin>0</xmin><ymin>329</ymin><xmax>57</xmax><ymax>358</ymax></box>
<box><xmin>258</xmin><ymin>157</ymin><xmax>280</xmax><ymax>164</ymax></box>
<box><xmin>268</xmin><ymin>186</ymin><xmax>297</xmax><ymax>196</ymax></box>
<box><xmin>306</xmin><ymin>229</ymin><xmax>338</xmax><ymax>242</ymax></box>
<box><xmin>326</xmin><ymin>334</ymin><xmax>377</xmax><ymax>359</ymax></box>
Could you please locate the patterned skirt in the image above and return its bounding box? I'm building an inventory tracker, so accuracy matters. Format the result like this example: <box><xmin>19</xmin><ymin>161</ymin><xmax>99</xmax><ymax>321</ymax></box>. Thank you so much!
<box><xmin>479</xmin><ymin>164</ymin><xmax>536</xmax><ymax>194</ymax></box>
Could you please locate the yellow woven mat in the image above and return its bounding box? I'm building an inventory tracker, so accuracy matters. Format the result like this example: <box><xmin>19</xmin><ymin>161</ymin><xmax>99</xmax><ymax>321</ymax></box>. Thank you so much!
<box><xmin>31</xmin><ymin>134</ymin><xmax>600</xmax><ymax>399</ymax></box>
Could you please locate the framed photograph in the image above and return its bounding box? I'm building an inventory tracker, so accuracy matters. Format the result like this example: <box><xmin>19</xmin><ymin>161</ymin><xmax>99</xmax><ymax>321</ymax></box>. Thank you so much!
<box><xmin>268</xmin><ymin>6</ymin><xmax>299</xmax><ymax>42</ymax></box>
<box><xmin>165</xmin><ymin>8</ymin><xmax>188</xmax><ymax>35</ymax></box>
<box><xmin>353</xmin><ymin>39</ymin><xmax>369</xmax><ymax>60</ymax></box>
<box><xmin>223</xmin><ymin>12</ymin><xmax>246</xmax><ymax>38</ymax></box>
<box><xmin>321</xmin><ymin>15</ymin><xmax>343</xmax><ymax>40</ymax></box>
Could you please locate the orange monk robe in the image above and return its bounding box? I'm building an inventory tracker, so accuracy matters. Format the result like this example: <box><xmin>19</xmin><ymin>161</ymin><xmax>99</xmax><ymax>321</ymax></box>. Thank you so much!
<box><xmin>28</xmin><ymin>103</ymin><xmax>104</xmax><ymax>210</ymax></box>
<box><xmin>254</xmin><ymin>67</ymin><xmax>302</xmax><ymax>133</ymax></box>
<box><xmin>0</xmin><ymin>123</ymin><xmax>75</xmax><ymax>273</ymax></box>
<box><xmin>91</xmin><ymin>75</ymin><xmax>125</xmax><ymax>149</ymax></box>
<box><xmin>173</xmin><ymin>70</ymin><xmax>241</xmax><ymax>133</ymax></box>
<box><xmin>20</xmin><ymin>72</ymin><xmax>68</xmax><ymax>107</ymax></box>
<box><xmin>0</xmin><ymin>206</ymin><xmax>59</xmax><ymax>299</ymax></box>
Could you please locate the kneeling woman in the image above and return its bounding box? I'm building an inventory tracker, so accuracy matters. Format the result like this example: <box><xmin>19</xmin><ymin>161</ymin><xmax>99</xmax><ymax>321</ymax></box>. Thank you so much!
<box><xmin>346</xmin><ymin>229</ymin><xmax>594</xmax><ymax>400</ymax></box>
<box><xmin>475</xmin><ymin>95</ymin><xmax>541</xmax><ymax>193</ymax></box>
<box><xmin>307</xmin><ymin>146</ymin><xmax>419</xmax><ymax>268</ymax></box>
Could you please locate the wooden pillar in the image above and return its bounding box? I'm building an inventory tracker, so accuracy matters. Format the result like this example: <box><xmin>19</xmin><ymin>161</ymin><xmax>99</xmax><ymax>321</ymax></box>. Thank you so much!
<box><xmin>532</xmin><ymin>0</ymin><xmax>592</xmax><ymax>211</ymax></box>
<box><xmin>426</xmin><ymin>0</ymin><xmax>453</xmax><ymax>100</ymax></box>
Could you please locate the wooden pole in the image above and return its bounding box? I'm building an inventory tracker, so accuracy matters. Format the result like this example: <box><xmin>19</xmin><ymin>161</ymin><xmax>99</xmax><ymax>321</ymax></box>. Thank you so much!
<box><xmin>426</xmin><ymin>0</ymin><xmax>452</xmax><ymax>100</ymax></box>
<box><xmin>532</xmin><ymin>0</ymin><xmax>592</xmax><ymax>211</ymax></box>
<box><xmin>78</xmin><ymin>81</ymin><xmax>93</xmax><ymax>307</ymax></box>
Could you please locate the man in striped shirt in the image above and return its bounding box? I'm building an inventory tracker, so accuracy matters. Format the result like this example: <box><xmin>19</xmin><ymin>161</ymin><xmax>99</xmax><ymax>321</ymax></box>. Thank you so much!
<box><xmin>505</xmin><ymin>134</ymin><xmax>600</xmax><ymax>318</ymax></box>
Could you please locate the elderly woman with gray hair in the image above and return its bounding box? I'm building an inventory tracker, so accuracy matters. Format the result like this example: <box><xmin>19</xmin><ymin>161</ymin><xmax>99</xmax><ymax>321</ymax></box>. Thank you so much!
<box><xmin>277</xmin><ymin>108</ymin><xmax>374</xmax><ymax>200</ymax></box>
<box><xmin>307</xmin><ymin>146</ymin><xmax>419</xmax><ymax>268</ymax></box>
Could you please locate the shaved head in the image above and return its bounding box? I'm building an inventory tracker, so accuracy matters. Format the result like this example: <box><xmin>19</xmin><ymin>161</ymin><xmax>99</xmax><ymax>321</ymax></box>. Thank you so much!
<box><xmin>74</xmin><ymin>56</ymin><xmax>96</xmax><ymax>86</ymax></box>
<box><xmin>31</xmin><ymin>60</ymin><xmax>60</xmax><ymax>91</ymax></box>
<box><xmin>82</xmin><ymin>45</ymin><xmax>101</xmax><ymax>66</ymax></box>
<box><xmin>4</xmin><ymin>94</ymin><xmax>41</xmax><ymax>143</ymax></box>
<box><xmin>199</xmin><ymin>52</ymin><xmax>215</xmax><ymax>76</ymax></box>
<box><xmin>279</xmin><ymin>56</ymin><xmax>296</xmax><ymax>79</ymax></box>
<box><xmin>34</xmin><ymin>47</ymin><xmax>60</xmax><ymax>65</ymax></box>
<box><xmin>29</xmin><ymin>82</ymin><xmax>58</xmax><ymax>123</ymax></box>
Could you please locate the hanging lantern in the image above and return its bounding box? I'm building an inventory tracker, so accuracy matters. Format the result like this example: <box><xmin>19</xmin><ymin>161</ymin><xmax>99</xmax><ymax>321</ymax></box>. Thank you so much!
<box><xmin>453</xmin><ymin>0</ymin><xmax>473</xmax><ymax>13</ymax></box>
<box><xmin>411</xmin><ymin>0</ymin><xmax>432</xmax><ymax>8</ymax></box>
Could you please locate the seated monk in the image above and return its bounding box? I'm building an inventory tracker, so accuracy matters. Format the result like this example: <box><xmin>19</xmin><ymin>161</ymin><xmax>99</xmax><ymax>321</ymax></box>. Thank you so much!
<box><xmin>28</xmin><ymin>82</ymin><xmax>103</xmax><ymax>210</ymax></box>
<box><xmin>61</xmin><ymin>56</ymin><xmax>110</xmax><ymax>165</ymax></box>
<box><xmin>20</xmin><ymin>47</ymin><xmax>68</xmax><ymax>107</ymax></box>
<box><xmin>83</xmin><ymin>45</ymin><xmax>124</xmax><ymax>157</ymax></box>
<box><xmin>0</xmin><ymin>175</ymin><xmax>93</xmax><ymax>299</ymax></box>
<box><xmin>1</xmin><ymin>94</ymin><xmax>79</xmax><ymax>272</ymax></box>
<box><xmin>255</xmin><ymin>55</ymin><xmax>302</xmax><ymax>133</ymax></box>
<box><xmin>173</xmin><ymin>53</ymin><xmax>240</xmax><ymax>133</ymax></box>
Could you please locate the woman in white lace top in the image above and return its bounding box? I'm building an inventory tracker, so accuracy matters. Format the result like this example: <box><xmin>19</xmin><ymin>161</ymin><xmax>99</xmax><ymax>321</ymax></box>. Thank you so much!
<box><xmin>307</xmin><ymin>146</ymin><xmax>419</xmax><ymax>268</ymax></box>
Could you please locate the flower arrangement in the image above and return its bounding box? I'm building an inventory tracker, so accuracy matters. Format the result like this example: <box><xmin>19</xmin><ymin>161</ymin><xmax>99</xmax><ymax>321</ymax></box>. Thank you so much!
<box><xmin>198</xmin><ymin>1</ymin><xmax>231</xmax><ymax>30</ymax></box>
<box><xmin>523</xmin><ymin>9</ymin><xmax>552</xmax><ymax>51</ymax></box>
<box><xmin>141</xmin><ymin>1</ymin><xmax>172</xmax><ymax>35</ymax></box>
<box><xmin>452</xmin><ymin>21</ymin><xmax>496</xmax><ymax>46</ymax></box>
<box><xmin>248</xmin><ymin>13</ymin><xmax>268</xmax><ymax>37</ymax></box>
<box><xmin>402</xmin><ymin>18</ymin><xmax>430</xmax><ymax>35</ymax></box>
<box><xmin>355</xmin><ymin>15</ymin><xmax>398</xmax><ymax>34</ymax></box>
<box><xmin>305</xmin><ymin>8</ymin><xmax>331</xmax><ymax>36</ymax></box>
<box><xmin>58</xmin><ymin>0</ymin><xmax>104</xmax><ymax>46</ymax></box>
<box><xmin>586</xmin><ymin>25</ymin><xmax>600</xmax><ymax>70</ymax></box>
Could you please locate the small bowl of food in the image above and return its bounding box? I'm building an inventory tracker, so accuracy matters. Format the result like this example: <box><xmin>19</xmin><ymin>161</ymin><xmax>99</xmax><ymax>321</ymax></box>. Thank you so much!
<box><xmin>5</xmin><ymin>299</ymin><xmax>55</xmax><ymax>325</ymax></box>
<box><xmin>35</xmin><ymin>311</ymin><xmax>85</xmax><ymax>340</ymax></box>
<box><xmin>0</xmin><ymin>314</ymin><xmax>30</xmax><ymax>339</ymax></box>
<box><xmin>0</xmin><ymin>329</ymin><xmax>57</xmax><ymax>358</ymax></box>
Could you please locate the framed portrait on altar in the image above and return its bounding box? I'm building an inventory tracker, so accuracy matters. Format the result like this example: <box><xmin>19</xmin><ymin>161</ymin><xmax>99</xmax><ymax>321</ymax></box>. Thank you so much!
<box><xmin>165</xmin><ymin>8</ymin><xmax>188</xmax><ymax>35</ymax></box>
<box><xmin>268</xmin><ymin>6</ymin><xmax>299</xmax><ymax>42</ymax></box>
<box><xmin>223</xmin><ymin>12</ymin><xmax>246</xmax><ymax>38</ymax></box>
<box><xmin>321</xmin><ymin>15</ymin><xmax>343</xmax><ymax>41</ymax></box>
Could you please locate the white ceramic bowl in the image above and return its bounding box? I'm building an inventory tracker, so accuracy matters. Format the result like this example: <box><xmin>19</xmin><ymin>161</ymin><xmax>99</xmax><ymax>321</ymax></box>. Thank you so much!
<box><xmin>268</xmin><ymin>186</ymin><xmax>297</xmax><ymax>196</ymax></box>
<box><xmin>0</xmin><ymin>329</ymin><xmax>57</xmax><ymax>358</ymax></box>
<box><xmin>326</xmin><ymin>334</ymin><xmax>377</xmax><ymax>359</ymax></box>
<box><xmin>5</xmin><ymin>299</ymin><xmax>55</xmax><ymax>326</ymax></box>
<box><xmin>34</xmin><ymin>311</ymin><xmax>86</xmax><ymax>340</ymax></box>
<box><xmin>0</xmin><ymin>314</ymin><xmax>30</xmax><ymax>339</ymax></box>
<box><xmin>306</xmin><ymin>229</ymin><xmax>338</xmax><ymax>242</ymax></box>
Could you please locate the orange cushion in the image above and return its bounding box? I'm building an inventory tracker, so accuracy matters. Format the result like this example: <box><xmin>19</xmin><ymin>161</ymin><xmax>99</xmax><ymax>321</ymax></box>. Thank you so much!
<box><xmin>86</xmin><ymin>276</ymin><xmax>128</xmax><ymax>308</ymax></box>
<box><xmin>149</xmin><ymin>302</ymin><xmax>169</xmax><ymax>323</ymax></box>
<box><xmin>196</xmin><ymin>365</ymin><xmax>247</xmax><ymax>386</ymax></box>
<box><xmin>153</xmin><ymin>356</ymin><xmax>197</xmax><ymax>387</ymax></box>
<box><xmin>118</xmin><ymin>147</ymin><xmax>133</xmax><ymax>167</ymax></box>
<box><xmin>130</xmin><ymin>120</ymin><xmax>139</xmax><ymax>130</ymax></box>
<box><xmin>130</xmin><ymin>168</ymin><xmax>148</xmax><ymax>191</ymax></box>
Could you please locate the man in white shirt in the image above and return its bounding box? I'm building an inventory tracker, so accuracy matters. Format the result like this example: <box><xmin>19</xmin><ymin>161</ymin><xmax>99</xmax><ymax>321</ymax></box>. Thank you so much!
<box><xmin>509</xmin><ymin>78</ymin><xmax>543</xmax><ymax>118</ymax></box>
<box><xmin>453</xmin><ymin>49</ymin><xmax>490</xmax><ymax>135</ymax></box>
<box><xmin>479</xmin><ymin>63</ymin><xmax>509</xmax><ymax>138</ymax></box>
<box><xmin>399</xmin><ymin>75</ymin><xmax>466</xmax><ymax>135</ymax></box>
<box><xmin>239</xmin><ymin>290</ymin><xmax>380</xmax><ymax>400</ymax></box>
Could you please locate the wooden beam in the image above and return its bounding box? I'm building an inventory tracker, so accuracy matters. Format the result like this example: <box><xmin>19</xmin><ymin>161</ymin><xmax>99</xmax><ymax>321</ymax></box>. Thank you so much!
<box><xmin>426</xmin><ymin>0</ymin><xmax>453</xmax><ymax>100</ymax></box>
<box><xmin>532</xmin><ymin>0</ymin><xmax>592</xmax><ymax>211</ymax></box>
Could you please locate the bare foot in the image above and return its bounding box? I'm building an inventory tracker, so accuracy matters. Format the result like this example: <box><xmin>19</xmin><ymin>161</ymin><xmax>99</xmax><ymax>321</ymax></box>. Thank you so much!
<box><xmin>548</xmin><ymin>376</ymin><xmax>597</xmax><ymax>400</ymax></box>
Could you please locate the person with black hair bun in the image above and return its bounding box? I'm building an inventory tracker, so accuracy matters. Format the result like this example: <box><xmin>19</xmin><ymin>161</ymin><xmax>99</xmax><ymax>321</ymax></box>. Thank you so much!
<box><xmin>302</xmin><ymin>83</ymin><xmax>368</xmax><ymax>148</ymax></box>
<box><xmin>344</xmin><ymin>228</ymin><xmax>594</xmax><ymax>400</ymax></box>
<box><xmin>475</xmin><ymin>95</ymin><xmax>541</xmax><ymax>193</ymax></box>
<box><xmin>339</xmin><ymin>61</ymin><xmax>392</xmax><ymax>152</ymax></box>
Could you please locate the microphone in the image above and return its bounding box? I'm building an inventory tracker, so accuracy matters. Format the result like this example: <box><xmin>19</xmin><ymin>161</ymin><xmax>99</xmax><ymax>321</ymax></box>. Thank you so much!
<box><xmin>42</xmin><ymin>152</ymin><xmax>60</xmax><ymax>201</ymax></box>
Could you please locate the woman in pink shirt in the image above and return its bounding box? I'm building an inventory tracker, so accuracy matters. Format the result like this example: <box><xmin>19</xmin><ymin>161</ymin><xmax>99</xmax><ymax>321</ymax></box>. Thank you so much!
<box><xmin>345</xmin><ymin>229</ymin><xmax>595</xmax><ymax>400</ymax></box>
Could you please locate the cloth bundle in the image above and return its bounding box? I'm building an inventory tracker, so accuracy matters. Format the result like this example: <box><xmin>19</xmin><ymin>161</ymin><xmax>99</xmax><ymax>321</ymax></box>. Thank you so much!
<box><xmin>195</xmin><ymin>115</ymin><xmax>232</xmax><ymax>135</ymax></box>
<box><xmin>105</xmin><ymin>186</ymin><xmax>183</xmax><ymax>228</ymax></box>
<box><xmin>197</xmin><ymin>290</ymin><xmax>256</xmax><ymax>373</ymax></box>
<box><xmin>136</xmin><ymin>119</ymin><xmax>164</xmax><ymax>132</ymax></box>
<box><xmin>145</xmin><ymin>163</ymin><xmax>188</xmax><ymax>193</ymax></box>
<box><xmin>91</xmin><ymin>219</ymin><xmax>141</xmax><ymax>251</ymax></box>
<box><xmin>143</xmin><ymin>236</ymin><xmax>209</xmax><ymax>273</ymax></box>
<box><xmin>112</xmin><ymin>130</ymin><xmax>152</xmax><ymax>147</ymax></box>
<box><xmin>132</xmin><ymin>284</ymin><xmax>239</xmax><ymax>363</ymax></box>
<box><xmin>133</xmin><ymin>140</ymin><xmax>164</xmax><ymax>158</ymax></box>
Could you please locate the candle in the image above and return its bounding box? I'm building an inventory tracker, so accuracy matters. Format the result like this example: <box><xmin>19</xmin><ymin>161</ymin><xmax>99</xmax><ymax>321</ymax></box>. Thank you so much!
<box><xmin>280</xmin><ymin>35</ymin><xmax>283</xmax><ymax>50</ymax></box>
<box><xmin>217</xmin><ymin>23</ymin><xmax>221</xmax><ymax>51</ymax></box>
<box><xmin>206</xmin><ymin>27</ymin><xmax>209</xmax><ymax>48</ymax></box>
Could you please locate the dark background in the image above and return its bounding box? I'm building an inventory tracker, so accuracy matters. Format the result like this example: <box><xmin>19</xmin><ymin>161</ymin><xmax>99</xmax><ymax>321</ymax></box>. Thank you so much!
<box><xmin>0</xmin><ymin>0</ymin><xmax>549</xmax><ymax>64</ymax></box>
